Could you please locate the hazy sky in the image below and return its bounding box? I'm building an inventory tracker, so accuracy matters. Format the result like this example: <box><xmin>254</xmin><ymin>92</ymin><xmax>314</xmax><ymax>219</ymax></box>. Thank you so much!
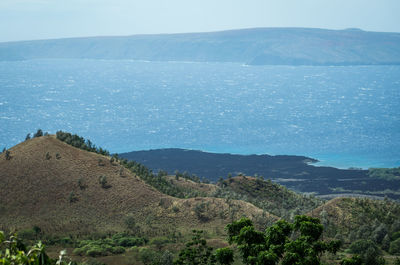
<box><xmin>1</xmin><ymin>0</ymin><xmax>399</xmax><ymax>42</ymax></box>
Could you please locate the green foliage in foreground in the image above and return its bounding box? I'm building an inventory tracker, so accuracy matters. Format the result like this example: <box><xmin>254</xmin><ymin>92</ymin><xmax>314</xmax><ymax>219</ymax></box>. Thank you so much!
<box><xmin>174</xmin><ymin>215</ymin><xmax>377</xmax><ymax>265</ymax></box>
<box><xmin>174</xmin><ymin>230</ymin><xmax>233</xmax><ymax>265</ymax></box>
<box><xmin>0</xmin><ymin>231</ymin><xmax>75</xmax><ymax>265</ymax></box>
<box><xmin>226</xmin><ymin>215</ymin><xmax>342</xmax><ymax>265</ymax></box>
<box><xmin>346</xmin><ymin>239</ymin><xmax>385</xmax><ymax>265</ymax></box>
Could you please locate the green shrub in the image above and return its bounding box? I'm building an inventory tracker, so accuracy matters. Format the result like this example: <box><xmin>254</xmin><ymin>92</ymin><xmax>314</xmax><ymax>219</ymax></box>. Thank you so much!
<box><xmin>390</xmin><ymin>238</ymin><xmax>400</xmax><ymax>255</ymax></box>
<box><xmin>99</xmin><ymin>176</ymin><xmax>108</xmax><ymax>188</ymax></box>
<box><xmin>73</xmin><ymin>234</ymin><xmax>146</xmax><ymax>257</ymax></box>
<box><xmin>78</xmin><ymin>177</ymin><xmax>87</xmax><ymax>190</ymax></box>
<box><xmin>340</xmin><ymin>255</ymin><xmax>363</xmax><ymax>265</ymax></box>
<box><xmin>112</xmin><ymin>233</ymin><xmax>146</xmax><ymax>247</ymax></box>
<box><xmin>150</xmin><ymin>237</ymin><xmax>170</xmax><ymax>250</ymax></box>
<box><xmin>18</xmin><ymin>229</ymin><xmax>36</xmax><ymax>240</ymax></box>
<box><xmin>139</xmin><ymin>248</ymin><xmax>159</xmax><ymax>265</ymax></box>
<box><xmin>392</xmin><ymin>231</ymin><xmax>400</xmax><ymax>241</ymax></box>
<box><xmin>86</xmin><ymin>246</ymin><xmax>107</xmax><ymax>257</ymax></box>
<box><xmin>4</xmin><ymin>150</ymin><xmax>11</xmax><ymax>160</ymax></box>
<box><xmin>73</xmin><ymin>247</ymin><xmax>85</xmax><ymax>256</ymax></box>
<box><xmin>68</xmin><ymin>191</ymin><xmax>78</xmax><ymax>203</ymax></box>
<box><xmin>110</xmin><ymin>246</ymin><xmax>125</xmax><ymax>254</ymax></box>
<box><xmin>215</xmin><ymin>247</ymin><xmax>234</xmax><ymax>265</ymax></box>
<box><xmin>348</xmin><ymin>239</ymin><xmax>380</xmax><ymax>255</ymax></box>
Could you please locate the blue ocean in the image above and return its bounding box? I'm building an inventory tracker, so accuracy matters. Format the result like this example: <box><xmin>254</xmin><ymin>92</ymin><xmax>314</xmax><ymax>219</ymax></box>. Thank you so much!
<box><xmin>0</xmin><ymin>59</ymin><xmax>399</xmax><ymax>169</ymax></box>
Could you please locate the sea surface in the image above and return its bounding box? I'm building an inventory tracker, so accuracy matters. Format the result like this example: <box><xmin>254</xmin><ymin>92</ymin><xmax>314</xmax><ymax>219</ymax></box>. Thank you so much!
<box><xmin>0</xmin><ymin>59</ymin><xmax>399</xmax><ymax>169</ymax></box>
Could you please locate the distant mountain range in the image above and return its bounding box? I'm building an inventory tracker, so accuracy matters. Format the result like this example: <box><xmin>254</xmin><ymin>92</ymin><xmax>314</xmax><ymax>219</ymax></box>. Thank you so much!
<box><xmin>1</xmin><ymin>27</ymin><xmax>400</xmax><ymax>65</ymax></box>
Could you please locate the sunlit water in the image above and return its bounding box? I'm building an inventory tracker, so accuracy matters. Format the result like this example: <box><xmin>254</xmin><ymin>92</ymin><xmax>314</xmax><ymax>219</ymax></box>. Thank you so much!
<box><xmin>0</xmin><ymin>59</ymin><xmax>399</xmax><ymax>168</ymax></box>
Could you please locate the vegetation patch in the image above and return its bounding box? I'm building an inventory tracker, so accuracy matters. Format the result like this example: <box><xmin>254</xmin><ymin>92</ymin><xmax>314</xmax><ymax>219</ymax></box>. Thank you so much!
<box><xmin>56</xmin><ymin>130</ymin><xmax>110</xmax><ymax>156</ymax></box>
<box><xmin>368</xmin><ymin>167</ymin><xmax>400</xmax><ymax>181</ymax></box>
<box><xmin>73</xmin><ymin>233</ymin><xmax>147</xmax><ymax>257</ymax></box>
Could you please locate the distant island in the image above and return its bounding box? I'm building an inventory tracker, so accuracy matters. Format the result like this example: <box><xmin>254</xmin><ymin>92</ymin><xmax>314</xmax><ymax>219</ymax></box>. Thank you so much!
<box><xmin>120</xmin><ymin>148</ymin><xmax>400</xmax><ymax>199</ymax></box>
<box><xmin>1</xmin><ymin>27</ymin><xmax>400</xmax><ymax>65</ymax></box>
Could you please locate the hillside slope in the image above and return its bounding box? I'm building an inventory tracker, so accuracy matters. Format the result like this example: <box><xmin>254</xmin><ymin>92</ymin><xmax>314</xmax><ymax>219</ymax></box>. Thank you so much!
<box><xmin>163</xmin><ymin>175</ymin><xmax>321</xmax><ymax>220</ymax></box>
<box><xmin>311</xmin><ymin>197</ymin><xmax>400</xmax><ymax>244</ymax></box>
<box><xmin>0</xmin><ymin>136</ymin><xmax>275</xmax><ymax>236</ymax></box>
<box><xmin>1</xmin><ymin>28</ymin><xmax>400</xmax><ymax>65</ymax></box>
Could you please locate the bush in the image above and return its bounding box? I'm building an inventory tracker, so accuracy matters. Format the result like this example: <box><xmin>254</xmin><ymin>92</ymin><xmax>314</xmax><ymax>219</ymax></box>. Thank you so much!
<box><xmin>78</xmin><ymin>177</ymin><xmax>87</xmax><ymax>190</ymax></box>
<box><xmin>139</xmin><ymin>248</ymin><xmax>159</xmax><ymax>265</ymax></box>
<box><xmin>225</xmin><ymin>216</ymin><xmax>341</xmax><ymax>265</ymax></box>
<box><xmin>18</xmin><ymin>229</ymin><xmax>36</xmax><ymax>240</ymax></box>
<box><xmin>110</xmin><ymin>246</ymin><xmax>125</xmax><ymax>254</ymax></box>
<box><xmin>68</xmin><ymin>191</ymin><xmax>78</xmax><ymax>203</ymax></box>
<box><xmin>392</xmin><ymin>231</ymin><xmax>400</xmax><ymax>241</ymax></box>
<box><xmin>86</xmin><ymin>246</ymin><xmax>107</xmax><ymax>257</ymax></box>
<box><xmin>390</xmin><ymin>238</ymin><xmax>400</xmax><ymax>255</ymax></box>
<box><xmin>150</xmin><ymin>237</ymin><xmax>170</xmax><ymax>250</ymax></box>
<box><xmin>112</xmin><ymin>233</ymin><xmax>146</xmax><ymax>247</ymax></box>
<box><xmin>348</xmin><ymin>239</ymin><xmax>380</xmax><ymax>255</ymax></box>
<box><xmin>124</xmin><ymin>215</ymin><xmax>138</xmax><ymax>231</ymax></box>
<box><xmin>73</xmin><ymin>248</ymin><xmax>85</xmax><ymax>256</ymax></box>
<box><xmin>99</xmin><ymin>176</ymin><xmax>108</xmax><ymax>188</ymax></box>
<box><xmin>348</xmin><ymin>239</ymin><xmax>385</xmax><ymax>265</ymax></box>
<box><xmin>4</xmin><ymin>150</ymin><xmax>11</xmax><ymax>160</ymax></box>
<box><xmin>73</xmin><ymin>234</ymin><xmax>146</xmax><ymax>257</ymax></box>
<box><xmin>340</xmin><ymin>255</ymin><xmax>363</xmax><ymax>265</ymax></box>
<box><xmin>215</xmin><ymin>247</ymin><xmax>234</xmax><ymax>265</ymax></box>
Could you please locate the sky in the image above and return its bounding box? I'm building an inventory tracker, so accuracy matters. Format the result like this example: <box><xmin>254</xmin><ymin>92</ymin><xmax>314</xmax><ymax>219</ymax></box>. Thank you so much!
<box><xmin>0</xmin><ymin>0</ymin><xmax>399</xmax><ymax>42</ymax></box>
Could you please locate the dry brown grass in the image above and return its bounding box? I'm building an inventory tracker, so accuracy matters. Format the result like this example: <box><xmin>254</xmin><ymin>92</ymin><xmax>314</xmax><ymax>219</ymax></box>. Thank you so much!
<box><xmin>0</xmin><ymin>136</ymin><xmax>274</xmax><ymax>237</ymax></box>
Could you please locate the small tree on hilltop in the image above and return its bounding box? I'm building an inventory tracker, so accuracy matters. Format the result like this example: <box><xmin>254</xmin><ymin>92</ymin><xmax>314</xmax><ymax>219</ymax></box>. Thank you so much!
<box><xmin>33</xmin><ymin>129</ymin><xmax>43</xmax><ymax>138</ymax></box>
<box><xmin>25</xmin><ymin>133</ymin><xmax>31</xmax><ymax>141</ymax></box>
<box><xmin>4</xmin><ymin>150</ymin><xmax>11</xmax><ymax>160</ymax></box>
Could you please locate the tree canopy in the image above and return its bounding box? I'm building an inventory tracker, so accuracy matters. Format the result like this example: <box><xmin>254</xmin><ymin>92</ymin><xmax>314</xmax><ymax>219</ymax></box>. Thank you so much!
<box><xmin>226</xmin><ymin>215</ymin><xmax>341</xmax><ymax>265</ymax></box>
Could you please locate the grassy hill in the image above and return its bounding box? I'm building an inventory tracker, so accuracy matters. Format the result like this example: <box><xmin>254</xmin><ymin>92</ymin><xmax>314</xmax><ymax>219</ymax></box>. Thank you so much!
<box><xmin>162</xmin><ymin>174</ymin><xmax>322</xmax><ymax>220</ymax></box>
<box><xmin>215</xmin><ymin>176</ymin><xmax>322</xmax><ymax>219</ymax></box>
<box><xmin>0</xmin><ymin>136</ymin><xmax>275</xmax><ymax>239</ymax></box>
<box><xmin>311</xmin><ymin>197</ymin><xmax>400</xmax><ymax>248</ymax></box>
<box><xmin>2</xmin><ymin>134</ymin><xmax>399</xmax><ymax>263</ymax></box>
<box><xmin>1</xmin><ymin>27</ymin><xmax>400</xmax><ymax>65</ymax></box>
